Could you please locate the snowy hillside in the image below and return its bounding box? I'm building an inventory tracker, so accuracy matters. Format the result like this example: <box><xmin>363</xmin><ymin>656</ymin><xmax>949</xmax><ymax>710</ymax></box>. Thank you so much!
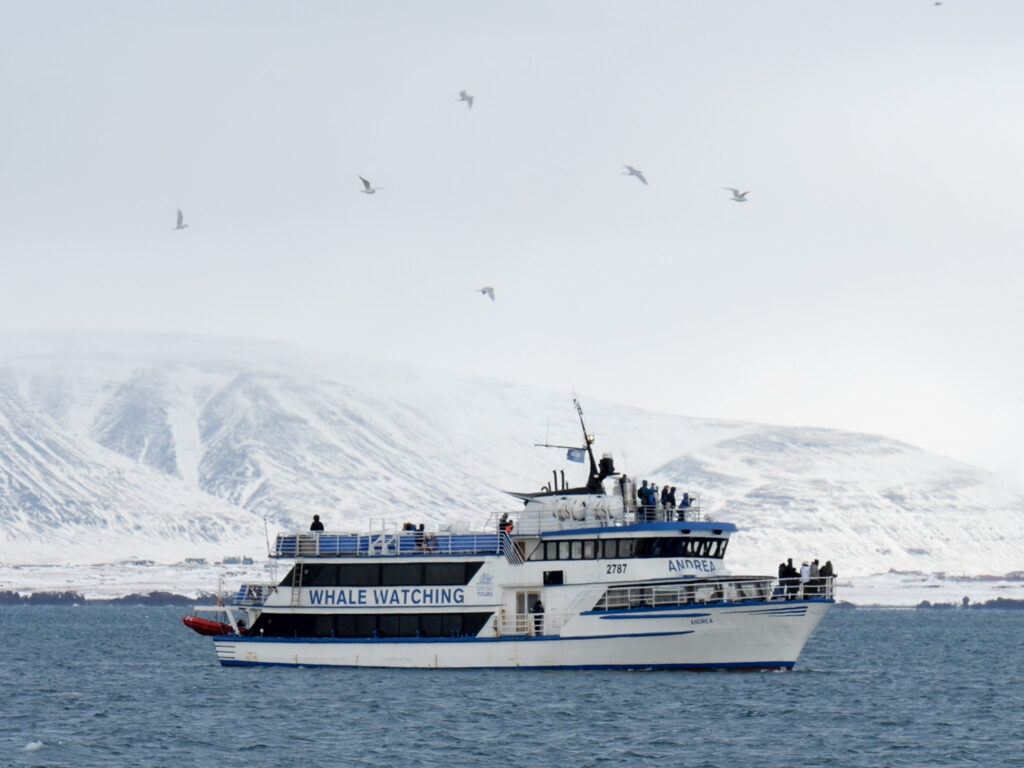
<box><xmin>0</xmin><ymin>331</ymin><xmax>1022</xmax><ymax>579</ymax></box>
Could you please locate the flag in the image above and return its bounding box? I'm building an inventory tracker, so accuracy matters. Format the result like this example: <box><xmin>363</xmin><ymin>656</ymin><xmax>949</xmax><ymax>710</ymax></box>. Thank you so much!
<box><xmin>566</xmin><ymin>448</ymin><xmax>586</xmax><ymax>463</ymax></box>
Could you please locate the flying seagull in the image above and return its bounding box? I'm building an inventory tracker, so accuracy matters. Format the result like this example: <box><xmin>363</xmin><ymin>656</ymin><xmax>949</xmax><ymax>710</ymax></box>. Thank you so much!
<box><xmin>623</xmin><ymin>165</ymin><xmax>648</xmax><ymax>185</ymax></box>
<box><xmin>723</xmin><ymin>187</ymin><xmax>750</xmax><ymax>202</ymax></box>
<box><xmin>477</xmin><ymin>286</ymin><xmax>495</xmax><ymax>301</ymax></box>
<box><xmin>359</xmin><ymin>176</ymin><xmax>383</xmax><ymax>194</ymax></box>
<box><xmin>173</xmin><ymin>209</ymin><xmax>188</xmax><ymax>230</ymax></box>
<box><xmin>458</xmin><ymin>90</ymin><xmax>474</xmax><ymax>109</ymax></box>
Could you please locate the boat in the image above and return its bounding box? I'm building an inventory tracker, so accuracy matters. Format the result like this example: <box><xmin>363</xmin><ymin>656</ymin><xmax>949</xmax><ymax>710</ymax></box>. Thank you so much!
<box><xmin>182</xmin><ymin>615</ymin><xmax>235</xmax><ymax>636</ymax></box>
<box><xmin>184</xmin><ymin>401</ymin><xmax>834</xmax><ymax>669</ymax></box>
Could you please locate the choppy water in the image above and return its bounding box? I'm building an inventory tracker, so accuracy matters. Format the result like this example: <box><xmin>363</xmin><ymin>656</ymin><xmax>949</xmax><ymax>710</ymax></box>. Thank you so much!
<box><xmin>1</xmin><ymin>605</ymin><xmax>1021</xmax><ymax>767</ymax></box>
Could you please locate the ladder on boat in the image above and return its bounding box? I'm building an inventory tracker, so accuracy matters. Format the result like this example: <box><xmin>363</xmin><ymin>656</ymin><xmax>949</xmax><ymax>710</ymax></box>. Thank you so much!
<box><xmin>290</xmin><ymin>560</ymin><xmax>302</xmax><ymax>606</ymax></box>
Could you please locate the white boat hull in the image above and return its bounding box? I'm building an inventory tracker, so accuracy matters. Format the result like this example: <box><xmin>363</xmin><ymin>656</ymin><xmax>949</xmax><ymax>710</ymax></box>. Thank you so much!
<box><xmin>213</xmin><ymin>600</ymin><xmax>830</xmax><ymax>669</ymax></box>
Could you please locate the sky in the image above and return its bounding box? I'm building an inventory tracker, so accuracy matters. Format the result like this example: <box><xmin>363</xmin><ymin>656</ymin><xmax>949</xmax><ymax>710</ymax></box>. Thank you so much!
<box><xmin>2</xmin><ymin>1</ymin><xmax>1024</xmax><ymax>485</ymax></box>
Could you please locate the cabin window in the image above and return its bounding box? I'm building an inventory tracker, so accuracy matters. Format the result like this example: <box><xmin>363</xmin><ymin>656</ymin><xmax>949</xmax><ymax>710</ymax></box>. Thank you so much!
<box><xmin>570</xmin><ymin>541</ymin><xmax>583</xmax><ymax>559</ymax></box>
<box><xmin>617</xmin><ymin>540</ymin><xmax>633</xmax><ymax>558</ymax></box>
<box><xmin>355</xmin><ymin>614</ymin><xmax>377</xmax><ymax>637</ymax></box>
<box><xmin>378</xmin><ymin>614</ymin><xmax>401</xmax><ymax>637</ymax></box>
<box><xmin>582</xmin><ymin>540</ymin><xmax>596</xmax><ymax>559</ymax></box>
<box><xmin>425</xmin><ymin>562</ymin><xmax>482</xmax><ymax>585</ymax></box>
<box><xmin>545</xmin><ymin>541</ymin><xmax>558</xmax><ymax>560</ymax></box>
<box><xmin>342</xmin><ymin>564</ymin><xmax>382</xmax><ymax>586</ymax></box>
<box><xmin>603</xmin><ymin>540</ymin><xmax>618</xmax><ymax>559</ymax></box>
<box><xmin>382</xmin><ymin>563</ymin><xmax>423</xmax><ymax>586</ymax></box>
<box><xmin>558</xmin><ymin>541</ymin><xmax>571</xmax><ymax>560</ymax></box>
<box><xmin>544</xmin><ymin>570</ymin><xmax>564</xmax><ymax>585</ymax></box>
<box><xmin>420</xmin><ymin>614</ymin><xmax>443</xmax><ymax>637</ymax></box>
<box><xmin>527</xmin><ymin>542</ymin><xmax>545</xmax><ymax>561</ymax></box>
<box><xmin>441</xmin><ymin>613</ymin><xmax>465</xmax><ymax>637</ymax></box>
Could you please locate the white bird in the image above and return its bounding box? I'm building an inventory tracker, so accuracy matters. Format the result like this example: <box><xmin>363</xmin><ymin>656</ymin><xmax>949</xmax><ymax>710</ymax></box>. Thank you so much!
<box><xmin>359</xmin><ymin>176</ymin><xmax>383</xmax><ymax>194</ymax></box>
<box><xmin>623</xmin><ymin>165</ymin><xmax>648</xmax><ymax>185</ymax></box>
<box><xmin>477</xmin><ymin>286</ymin><xmax>495</xmax><ymax>301</ymax></box>
<box><xmin>173</xmin><ymin>208</ymin><xmax>188</xmax><ymax>230</ymax></box>
<box><xmin>21</xmin><ymin>741</ymin><xmax>44</xmax><ymax>753</ymax></box>
<box><xmin>723</xmin><ymin>187</ymin><xmax>750</xmax><ymax>202</ymax></box>
<box><xmin>458</xmin><ymin>90</ymin><xmax>474</xmax><ymax>109</ymax></box>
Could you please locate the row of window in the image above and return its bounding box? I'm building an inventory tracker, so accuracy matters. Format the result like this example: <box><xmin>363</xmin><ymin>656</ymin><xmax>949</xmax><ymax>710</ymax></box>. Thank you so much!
<box><xmin>249</xmin><ymin>611</ymin><xmax>493</xmax><ymax>639</ymax></box>
<box><xmin>282</xmin><ymin>562</ymin><xmax>484</xmax><ymax>588</ymax></box>
<box><xmin>526</xmin><ymin>536</ymin><xmax>728</xmax><ymax>562</ymax></box>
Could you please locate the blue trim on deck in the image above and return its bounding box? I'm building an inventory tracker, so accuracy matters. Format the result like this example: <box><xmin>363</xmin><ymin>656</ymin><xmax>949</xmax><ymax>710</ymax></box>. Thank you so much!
<box><xmin>540</xmin><ymin>521</ymin><xmax>737</xmax><ymax>537</ymax></box>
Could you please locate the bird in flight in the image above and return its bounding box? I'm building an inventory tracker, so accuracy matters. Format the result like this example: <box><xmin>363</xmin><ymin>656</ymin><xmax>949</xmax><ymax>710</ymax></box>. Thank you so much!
<box><xmin>477</xmin><ymin>286</ymin><xmax>495</xmax><ymax>301</ymax></box>
<box><xmin>723</xmin><ymin>187</ymin><xmax>750</xmax><ymax>202</ymax></box>
<box><xmin>174</xmin><ymin>209</ymin><xmax>189</xmax><ymax>230</ymax></box>
<box><xmin>458</xmin><ymin>90</ymin><xmax>474</xmax><ymax>109</ymax></box>
<box><xmin>623</xmin><ymin>166</ymin><xmax>648</xmax><ymax>185</ymax></box>
<box><xmin>359</xmin><ymin>176</ymin><xmax>383</xmax><ymax>194</ymax></box>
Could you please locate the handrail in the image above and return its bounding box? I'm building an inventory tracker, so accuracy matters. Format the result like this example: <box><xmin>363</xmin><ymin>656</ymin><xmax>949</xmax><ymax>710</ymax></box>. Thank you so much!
<box><xmin>273</xmin><ymin>532</ymin><xmax>503</xmax><ymax>558</ymax></box>
<box><xmin>232</xmin><ymin>583</ymin><xmax>279</xmax><ymax>607</ymax></box>
<box><xmin>594</xmin><ymin>576</ymin><xmax>836</xmax><ymax>611</ymax></box>
<box><xmin>498</xmin><ymin>610</ymin><xmax>562</xmax><ymax>637</ymax></box>
<box><xmin>500</xmin><ymin>533</ymin><xmax>523</xmax><ymax>565</ymax></box>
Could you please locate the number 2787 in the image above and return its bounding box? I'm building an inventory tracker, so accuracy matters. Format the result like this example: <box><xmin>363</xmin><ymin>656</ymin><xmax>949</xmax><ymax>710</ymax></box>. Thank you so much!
<box><xmin>606</xmin><ymin>563</ymin><xmax>628</xmax><ymax>574</ymax></box>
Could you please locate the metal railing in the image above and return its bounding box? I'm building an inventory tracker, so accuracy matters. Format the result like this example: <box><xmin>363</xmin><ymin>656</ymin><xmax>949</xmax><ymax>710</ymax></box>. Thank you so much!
<box><xmin>273</xmin><ymin>532</ymin><xmax>503</xmax><ymax>558</ymax></box>
<box><xmin>593</xmin><ymin>576</ymin><xmax>836</xmax><ymax>611</ymax></box>
<box><xmin>232</xmin><ymin>583</ymin><xmax>279</xmax><ymax>607</ymax></box>
<box><xmin>500</xmin><ymin>533</ymin><xmax>523</xmax><ymax>565</ymax></box>
<box><xmin>497</xmin><ymin>609</ymin><xmax>563</xmax><ymax>638</ymax></box>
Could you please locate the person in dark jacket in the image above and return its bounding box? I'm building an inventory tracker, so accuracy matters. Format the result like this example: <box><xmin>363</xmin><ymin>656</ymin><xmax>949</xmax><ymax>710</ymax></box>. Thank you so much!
<box><xmin>531</xmin><ymin>599</ymin><xmax>545</xmax><ymax>636</ymax></box>
<box><xmin>310</xmin><ymin>515</ymin><xmax>324</xmax><ymax>532</ymax></box>
<box><xmin>637</xmin><ymin>480</ymin><xmax>651</xmax><ymax>521</ymax></box>
<box><xmin>784</xmin><ymin>558</ymin><xmax>799</xmax><ymax>599</ymax></box>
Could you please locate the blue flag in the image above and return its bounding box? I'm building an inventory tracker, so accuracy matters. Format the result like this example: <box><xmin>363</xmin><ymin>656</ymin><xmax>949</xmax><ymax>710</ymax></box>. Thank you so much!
<box><xmin>566</xmin><ymin>448</ymin><xmax>586</xmax><ymax>463</ymax></box>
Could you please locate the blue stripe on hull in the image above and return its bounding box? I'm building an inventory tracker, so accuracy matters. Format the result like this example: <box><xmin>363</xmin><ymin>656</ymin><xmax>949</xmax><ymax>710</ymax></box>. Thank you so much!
<box><xmin>217</xmin><ymin>659</ymin><xmax>795</xmax><ymax>671</ymax></box>
<box><xmin>215</xmin><ymin>629</ymin><xmax>695</xmax><ymax>645</ymax></box>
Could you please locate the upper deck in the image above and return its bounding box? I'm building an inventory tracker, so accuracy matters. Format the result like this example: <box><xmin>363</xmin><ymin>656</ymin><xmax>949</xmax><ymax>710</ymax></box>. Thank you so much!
<box><xmin>270</xmin><ymin>495</ymin><xmax>722</xmax><ymax>559</ymax></box>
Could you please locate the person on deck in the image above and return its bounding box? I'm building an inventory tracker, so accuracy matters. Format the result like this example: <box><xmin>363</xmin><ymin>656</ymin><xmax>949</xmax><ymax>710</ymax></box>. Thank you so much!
<box><xmin>310</xmin><ymin>515</ymin><xmax>324</xmax><ymax>532</ymax></box>
<box><xmin>637</xmin><ymin>480</ymin><xmax>651</xmax><ymax>521</ymax></box>
<box><xmin>531</xmin><ymin>599</ymin><xmax>545</xmax><ymax>636</ymax></box>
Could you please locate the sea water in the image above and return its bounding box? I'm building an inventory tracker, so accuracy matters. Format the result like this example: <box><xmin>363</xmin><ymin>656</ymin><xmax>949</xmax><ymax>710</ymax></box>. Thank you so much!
<box><xmin>1</xmin><ymin>605</ymin><xmax>1021</xmax><ymax>767</ymax></box>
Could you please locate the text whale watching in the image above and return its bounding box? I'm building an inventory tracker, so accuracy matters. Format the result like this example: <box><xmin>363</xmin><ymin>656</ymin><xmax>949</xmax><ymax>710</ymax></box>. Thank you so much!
<box><xmin>183</xmin><ymin>401</ymin><xmax>834</xmax><ymax>669</ymax></box>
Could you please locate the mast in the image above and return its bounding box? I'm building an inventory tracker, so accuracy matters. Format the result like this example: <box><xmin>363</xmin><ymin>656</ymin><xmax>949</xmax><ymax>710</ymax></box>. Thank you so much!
<box><xmin>574</xmin><ymin>398</ymin><xmax>602</xmax><ymax>492</ymax></box>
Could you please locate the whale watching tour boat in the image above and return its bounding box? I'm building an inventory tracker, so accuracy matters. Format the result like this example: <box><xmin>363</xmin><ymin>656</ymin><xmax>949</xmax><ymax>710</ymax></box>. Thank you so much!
<box><xmin>184</xmin><ymin>401</ymin><xmax>834</xmax><ymax>669</ymax></box>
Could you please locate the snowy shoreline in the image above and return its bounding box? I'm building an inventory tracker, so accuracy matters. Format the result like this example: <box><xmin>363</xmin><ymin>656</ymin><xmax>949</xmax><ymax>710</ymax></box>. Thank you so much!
<box><xmin>2</xmin><ymin>561</ymin><xmax>1023</xmax><ymax>607</ymax></box>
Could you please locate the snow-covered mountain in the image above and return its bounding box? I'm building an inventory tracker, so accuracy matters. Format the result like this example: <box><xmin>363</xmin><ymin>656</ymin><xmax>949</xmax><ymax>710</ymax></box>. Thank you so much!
<box><xmin>1</xmin><ymin>331</ymin><xmax>1022</xmax><ymax>577</ymax></box>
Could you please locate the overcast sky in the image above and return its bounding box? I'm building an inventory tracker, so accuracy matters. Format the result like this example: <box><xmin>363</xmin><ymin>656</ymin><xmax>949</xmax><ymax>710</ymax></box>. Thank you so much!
<box><xmin>2</xmin><ymin>1</ymin><xmax>1023</xmax><ymax>484</ymax></box>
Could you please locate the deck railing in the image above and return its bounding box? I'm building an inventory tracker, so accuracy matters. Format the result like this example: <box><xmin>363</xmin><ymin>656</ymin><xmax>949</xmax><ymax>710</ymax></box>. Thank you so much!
<box><xmin>593</xmin><ymin>576</ymin><xmax>836</xmax><ymax>611</ymax></box>
<box><xmin>273</xmin><ymin>532</ymin><xmax>503</xmax><ymax>558</ymax></box>
<box><xmin>231</xmin><ymin>583</ymin><xmax>279</xmax><ymax>607</ymax></box>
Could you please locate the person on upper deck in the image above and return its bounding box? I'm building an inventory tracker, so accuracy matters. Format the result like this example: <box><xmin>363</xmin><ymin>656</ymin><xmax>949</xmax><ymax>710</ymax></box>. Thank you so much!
<box><xmin>660</xmin><ymin>486</ymin><xmax>671</xmax><ymax>509</ymax></box>
<box><xmin>637</xmin><ymin>480</ymin><xmax>650</xmax><ymax>521</ymax></box>
<box><xmin>310</xmin><ymin>514</ymin><xmax>324</xmax><ymax>532</ymax></box>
